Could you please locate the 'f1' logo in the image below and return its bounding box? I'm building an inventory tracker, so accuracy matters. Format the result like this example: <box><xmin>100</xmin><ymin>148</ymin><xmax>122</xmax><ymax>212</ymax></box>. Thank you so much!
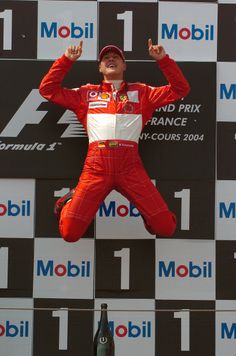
<box><xmin>0</xmin><ymin>90</ymin><xmax>87</xmax><ymax>138</ymax></box>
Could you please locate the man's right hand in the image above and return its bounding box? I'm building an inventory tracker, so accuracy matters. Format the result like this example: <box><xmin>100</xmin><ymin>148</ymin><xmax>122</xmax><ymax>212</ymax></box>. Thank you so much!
<box><xmin>148</xmin><ymin>38</ymin><xmax>166</xmax><ymax>61</ymax></box>
<box><xmin>65</xmin><ymin>40</ymin><xmax>83</xmax><ymax>61</ymax></box>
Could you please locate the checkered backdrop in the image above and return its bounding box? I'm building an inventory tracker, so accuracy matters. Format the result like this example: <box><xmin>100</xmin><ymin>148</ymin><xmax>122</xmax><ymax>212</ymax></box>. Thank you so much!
<box><xmin>0</xmin><ymin>0</ymin><xmax>235</xmax><ymax>355</ymax></box>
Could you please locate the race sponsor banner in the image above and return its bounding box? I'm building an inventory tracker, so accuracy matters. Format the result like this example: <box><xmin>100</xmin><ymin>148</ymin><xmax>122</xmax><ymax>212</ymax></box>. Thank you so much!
<box><xmin>0</xmin><ymin>298</ymin><xmax>33</xmax><ymax>356</ymax></box>
<box><xmin>0</xmin><ymin>179</ymin><xmax>35</xmax><ymax>238</ymax></box>
<box><xmin>156</xmin><ymin>239</ymin><xmax>215</xmax><ymax>300</ymax></box>
<box><xmin>158</xmin><ymin>2</ymin><xmax>217</xmax><ymax>62</ymax></box>
<box><xmin>33</xmin><ymin>238</ymin><xmax>94</xmax><ymax>299</ymax></box>
<box><xmin>0</xmin><ymin>61</ymin><xmax>215</xmax><ymax>181</ymax></box>
<box><xmin>37</xmin><ymin>1</ymin><xmax>97</xmax><ymax>60</ymax></box>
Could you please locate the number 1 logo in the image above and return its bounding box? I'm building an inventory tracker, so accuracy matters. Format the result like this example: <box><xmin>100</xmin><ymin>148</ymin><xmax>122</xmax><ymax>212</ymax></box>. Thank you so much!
<box><xmin>0</xmin><ymin>9</ymin><xmax>12</xmax><ymax>50</ymax></box>
<box><xmin>114</xmin><ymin>248</ymin><xmax>130</xmax><ymax>290</ymax></box>
<box><xmin>117</xmin><ymin>11</ymin><xmax>133</xmax><ymax>52</ymax></box>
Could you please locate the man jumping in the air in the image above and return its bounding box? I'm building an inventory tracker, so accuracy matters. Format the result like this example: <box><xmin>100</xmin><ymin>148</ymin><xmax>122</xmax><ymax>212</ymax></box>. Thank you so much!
<box><xmin>39</xmin><ymin>39</ymin><xmax>190</xmax><ymax>242</ymax></box>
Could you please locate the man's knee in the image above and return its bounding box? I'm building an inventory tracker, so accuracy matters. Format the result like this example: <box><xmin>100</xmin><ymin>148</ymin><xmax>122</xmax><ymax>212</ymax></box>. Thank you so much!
<box><xmin>147</xmin><ymin>210</ymin><xmax>177</xmax><ymax>237</ymax></box>
<box><xmin>59</xmin><ymin>217</ymin><xmax>87</xmax><ymax>242</ymax></box>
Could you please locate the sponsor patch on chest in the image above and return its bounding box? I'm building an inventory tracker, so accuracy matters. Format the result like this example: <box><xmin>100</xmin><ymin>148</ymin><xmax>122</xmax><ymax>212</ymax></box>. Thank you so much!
<box><xmin>87</xmin><ymin>91</ymin><xmax>111</xmax><ymax>101</ymax></box>
<box><xmin>89</xmin><ymin>101</ymin><xmax>108</xmax><ymax>108</ymax></box>
<box><xmin>127</xmin><ymin>90</ymin><xmax>139</xmax><ymax>103</ymax></box>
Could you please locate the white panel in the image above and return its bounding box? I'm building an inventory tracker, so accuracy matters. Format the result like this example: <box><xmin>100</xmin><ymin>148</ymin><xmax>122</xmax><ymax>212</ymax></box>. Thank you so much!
<box><xmin>216</xmin><ymin>180</ymin><xmax>236</xmax><ymax>240</ymax></box>
<box><xmin>0</xmin><ymin>298</ymin><xmax>33</xmax><ymax>356</ymax></box>
<box><xmin>217</xmin><ymin>62</ymin><xmax>236</xmax><ymax>122</ymax></box>
<box><xmin>0</xmin><ymin>179</ymin><xmax>35</xmax><ymax>238</ymax></box>
<box><xmin>37</xmin><ymin>1</ymin><xmax>97</xmax><ymax>60</ymax></box>
<box><xmin>216</xmin><ymin>300</ymin><xmax>236</xmax><ymax>356</ymax></box>
<box><xmin>33</xmin><ymin>238</ymin><xmax>94</xmax><ymax>299</ymax></box>
<box><xmin>155</xmin><ymin>239</ymin><xmax>215</xmax><ymax>300</ymax></box>
<box><xmin>158</xmin><ymin>2</ymin><xmax>217</xmax><ymax>62</ymax></box>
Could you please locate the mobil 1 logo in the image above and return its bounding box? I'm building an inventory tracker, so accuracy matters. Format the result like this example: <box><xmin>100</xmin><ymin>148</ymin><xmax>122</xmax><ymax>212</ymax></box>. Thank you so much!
<box><xmin>33</xmin><ymin>299</ymin><xmax>94</xmax><ymax>356</ymax></box>
<box><xmin>155</xmin><ymin>239</ymin><xmax>215</xmax><ymax>301</ymax></box>
<box><xmin>33</xmin><ymin>238</ymin><xmax>94</xmax><ymax>300</ymax></box>
<box><xmin>0</xmin><ymin>298</ymin><xmax>33</xmax><ymax>356</ymax></box>
<box><xmin>95</xmin><ymin>240</ymin><xmax>155</xmax><ymax>298</ymax></box>
<box><xmin>155</xmin><ymin>300</ymin><xmax>215</xmax><ymax>355</ymax></box>
<box><xmin>37</xmin><ymin>1</ymin><xmax>97</xmax><ymax>60</ymax></box>
<box><xmin>158</xmin><ymin>2</ymin><xmax>217</xmax><ymax>61</ymax></box>
<box><xmin>0</xmin><ymin>1</ymin><xmax>37</xmax><ymax>59</ymax></box>
<box><xmin>98</xmin><ymin>2</ymin><xmax>158</xmax><ymax>60</ymax></box>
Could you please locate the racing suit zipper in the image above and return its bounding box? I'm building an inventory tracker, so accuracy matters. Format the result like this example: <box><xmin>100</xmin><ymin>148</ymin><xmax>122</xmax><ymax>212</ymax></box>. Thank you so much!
<box><xmin>112</xmin><ymin>87</ymin><xmax>118</xmax><ymax>139</ymax></box>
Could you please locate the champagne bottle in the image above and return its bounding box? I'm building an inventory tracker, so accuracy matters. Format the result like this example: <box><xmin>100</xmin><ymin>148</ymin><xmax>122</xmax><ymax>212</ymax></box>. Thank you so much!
<box><xmin>93</xmin><ymin>303</ymin><xmax>115</xmax><ymax>356</ymax></box>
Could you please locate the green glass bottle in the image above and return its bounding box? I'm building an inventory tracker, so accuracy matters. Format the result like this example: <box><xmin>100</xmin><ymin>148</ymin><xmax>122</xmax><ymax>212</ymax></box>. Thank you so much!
<box><xmin>93</xmin><ymin>303</ymin><xmax>115</xmax><ymax>356</ymax></box>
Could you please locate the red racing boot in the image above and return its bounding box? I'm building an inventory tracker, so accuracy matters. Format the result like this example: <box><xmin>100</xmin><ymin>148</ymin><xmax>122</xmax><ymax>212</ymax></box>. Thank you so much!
<box><xmin>54</xmin><ymin>188</ymin><xmax>75</xmax><ymax>219</ymax></box>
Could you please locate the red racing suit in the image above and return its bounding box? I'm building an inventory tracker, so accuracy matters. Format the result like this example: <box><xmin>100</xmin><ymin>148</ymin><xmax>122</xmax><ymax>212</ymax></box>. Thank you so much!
<box><xmin>39</xmin><ymin>54</ymin><xmax>190</xmax><ymax>242</ymax></box>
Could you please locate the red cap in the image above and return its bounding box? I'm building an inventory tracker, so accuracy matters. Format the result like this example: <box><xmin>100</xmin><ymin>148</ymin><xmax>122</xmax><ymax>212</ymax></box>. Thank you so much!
<box><xmin>99</xmin><ymin>45</ymin><xmax>125</xmax><ymax>62</ymax></box>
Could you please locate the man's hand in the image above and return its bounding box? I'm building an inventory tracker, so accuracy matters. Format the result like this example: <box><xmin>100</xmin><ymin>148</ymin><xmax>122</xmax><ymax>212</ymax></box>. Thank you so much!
<box><xmin>148</xmin><ymin>38</ymin><xmax>166</xmax><ymax>61</ymax></box>
<box><xmin>65</xmin><ymin>40</ymin><xmax>83</xmax><ymax>61</ymax></box>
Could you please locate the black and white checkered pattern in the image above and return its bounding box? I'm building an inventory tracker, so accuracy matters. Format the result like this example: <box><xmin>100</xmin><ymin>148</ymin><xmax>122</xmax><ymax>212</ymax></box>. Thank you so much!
<box><xmin>0</xmin><ymin>0</ymin><xmax>235</xmax><ymax>354</ymax></box>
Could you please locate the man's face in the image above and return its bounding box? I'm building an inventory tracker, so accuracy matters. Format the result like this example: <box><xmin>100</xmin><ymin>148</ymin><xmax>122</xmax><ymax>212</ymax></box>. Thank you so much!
<box><xmin>99</xmin><ymin>51</ymin><xmax>126</xmax><ymax>80</ymax></box>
